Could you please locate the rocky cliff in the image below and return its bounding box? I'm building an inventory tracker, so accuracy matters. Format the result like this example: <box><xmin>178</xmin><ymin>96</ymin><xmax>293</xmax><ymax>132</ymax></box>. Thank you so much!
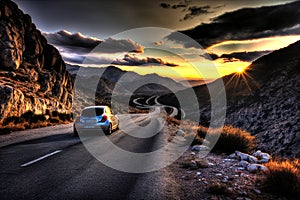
<box><xmin>0</xmin><ymin>0</ymin><xmax>73</xmax><ymax>125</ymax></box>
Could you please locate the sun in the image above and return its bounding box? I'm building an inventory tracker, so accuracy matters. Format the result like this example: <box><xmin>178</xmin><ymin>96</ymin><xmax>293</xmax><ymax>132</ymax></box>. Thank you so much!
<box><xmin>236</xmin><ymin>67</ymin><xmax>244</xmax><ymax>74</ymax></box>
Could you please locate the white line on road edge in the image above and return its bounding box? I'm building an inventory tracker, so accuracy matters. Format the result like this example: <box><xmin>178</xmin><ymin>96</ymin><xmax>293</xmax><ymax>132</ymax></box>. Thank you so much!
<box><xmin>20</xmin><ymin>150</ymin><xmax>62</xmax><ymax>167</ymax></box>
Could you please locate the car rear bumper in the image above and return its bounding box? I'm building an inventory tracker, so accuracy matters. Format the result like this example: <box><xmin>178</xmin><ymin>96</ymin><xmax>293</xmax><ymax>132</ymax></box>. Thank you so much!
<box><xmin>75</xmin><ymin>121</ymin><xmax>110</xmax><ymax>131</ymax></box>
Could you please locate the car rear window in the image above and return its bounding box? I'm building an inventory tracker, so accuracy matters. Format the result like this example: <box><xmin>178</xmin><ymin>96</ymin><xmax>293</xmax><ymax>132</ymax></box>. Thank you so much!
<box><xmin>81</xmin><ymin>108</ymin><xmax>104</xmax><ymax>117</ymax></box>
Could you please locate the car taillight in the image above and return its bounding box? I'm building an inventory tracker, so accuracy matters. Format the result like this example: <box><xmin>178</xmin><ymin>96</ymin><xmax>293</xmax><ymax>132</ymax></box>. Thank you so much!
<box><xmin>100</xmin><ymin>115</ymin><xmax>108</xmax><ymax>122</ymax></box>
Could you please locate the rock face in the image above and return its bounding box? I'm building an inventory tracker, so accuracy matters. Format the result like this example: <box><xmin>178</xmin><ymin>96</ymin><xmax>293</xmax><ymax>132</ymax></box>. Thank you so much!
<box><xmin>0</xmin><ymin>0</ymin><xmax>73</xmax><ymax>124</ymax></box>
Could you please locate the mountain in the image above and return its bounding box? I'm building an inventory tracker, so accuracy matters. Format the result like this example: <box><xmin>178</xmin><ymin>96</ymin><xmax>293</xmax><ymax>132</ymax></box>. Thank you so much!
<box><xmin>161</xmin><ymin>41</ymin><xmax>300</xmax><ymax>158</ymax></box>
<box><xmin>0</xmin><ymin>0</ymin><xmax>73</xmax><ymax>124</ymax></box>
<box><xmin>67</xmin><ymin>64</ymin><xmax>186</xmax><ymax>96</ymax></box>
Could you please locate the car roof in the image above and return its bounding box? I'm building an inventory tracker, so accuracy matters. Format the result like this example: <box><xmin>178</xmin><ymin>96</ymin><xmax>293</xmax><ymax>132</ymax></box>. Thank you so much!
<box><xmin>82</xmin><ymin>106</ymin><xmax>108</xmax><ymax>110</ymax></box>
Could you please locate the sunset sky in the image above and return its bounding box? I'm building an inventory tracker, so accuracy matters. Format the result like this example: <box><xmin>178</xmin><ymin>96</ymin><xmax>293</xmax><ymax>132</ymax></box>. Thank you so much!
<box><xmin>14</xmin><ymin>0</ymin><xmax>300</xmax><ymax>81</ymax></box>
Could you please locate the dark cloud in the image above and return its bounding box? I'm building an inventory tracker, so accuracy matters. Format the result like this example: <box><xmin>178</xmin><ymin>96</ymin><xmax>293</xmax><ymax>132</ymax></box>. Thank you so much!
<box><xmin>219</xmin><ymin>51</ymin><xmax>272</xmax><ymax>62</ymax></box>
<box><xmin>201</xmin><ymin>51</ymin><xmax>272</xmax><ymax>62</ymax></box>
<box><xmin>160</xmin><ymin>3</ymin><xmax>171</xmax><ymax>9</ymax></box>
<box><xmin>160</xmin><ymin>1</ymin><xmax>212</xmax><ymax>21</ymax></box>
<box><xmin>112</xmin><ymin>54</ymin><xmax>178</xmax><ymax>66</ymax></box>
<box><xmin>43</xmin><ymin>30</ymin><xmax>144</xmax><ymax>63</ymax></box>
<box><xmin>200</xmin><ymin>52</ymin><xmax>219</xmax><ymax>60</ymax></box>
<box><xmin>182</xmin><ymin>6</ymin><xmax>212</xmax><ymax>21</ymax></box>
<box><xmin>160</xmin><ymin>2</ymin><xmax>188</xmax><ymax>9</ymax></box>
<box><xmin>44</xmin><ymin>30</ymin><xmax>102</xmax><ymax>50</ymax></box>
<box><xmin>44</xmin><ymin>30</ymin><xmax>144</xmax><ymax>53</ymax></box>
<box><xmin>168</xmin><ymin>1</ymin><xmax>300</xmax><ymax>48</ymax></box>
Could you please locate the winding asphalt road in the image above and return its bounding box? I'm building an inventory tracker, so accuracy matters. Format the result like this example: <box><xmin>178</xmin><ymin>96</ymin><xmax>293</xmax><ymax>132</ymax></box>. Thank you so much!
<box><xmin>0</xmin><ymin>112</ymin><xmax>178</xmax><ymax>200</ymax></box>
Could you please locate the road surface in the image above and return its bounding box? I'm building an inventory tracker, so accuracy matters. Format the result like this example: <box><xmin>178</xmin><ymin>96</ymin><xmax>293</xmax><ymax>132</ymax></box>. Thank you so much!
<box><xmin>0</xmin><ymin>113</ymin><xmax>180</xmax><ymax>200</ymax></box>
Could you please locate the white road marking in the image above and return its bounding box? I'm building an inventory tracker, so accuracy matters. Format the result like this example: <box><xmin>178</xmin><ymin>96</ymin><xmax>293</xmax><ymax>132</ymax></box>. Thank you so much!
<box><xmin>20</xmin><ymin>150</ymin><xmax>62</xmax><ymax>167</ymax></box>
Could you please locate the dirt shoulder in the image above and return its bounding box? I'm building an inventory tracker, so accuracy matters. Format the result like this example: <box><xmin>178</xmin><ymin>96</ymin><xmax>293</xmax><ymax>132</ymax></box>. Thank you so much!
<box><xmin>162</xmin><ymin>123</ymin><xmax>280</xmax><ymax>200</ymax></box>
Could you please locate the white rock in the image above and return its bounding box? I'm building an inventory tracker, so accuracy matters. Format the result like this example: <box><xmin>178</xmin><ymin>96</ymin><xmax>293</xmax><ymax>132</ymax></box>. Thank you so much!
<box><xmin>239</xmin><ymin>160</ymin><xmax>250</xmax><ymax>168</ymax></box>
<box><xmin>190</xmin><ymin>160</ymin><xmax>197</xmax><ymax>168</ymax></box>
<box><xmin>253</xmin><ymin>150</ymin><xmax>262</xmax><ymax>157</ymax></box>
<box><xmin>202</xmin><ymin>139</ymin><xmax>210</xmax><ymax>146</ymax></box>
<box><xmin>228</xmin><ymin>153</ymin><xmax>237</xmax><ymax>159</ymax></box>
<box><xmin>208</xmin><ymin>162</ymin><xmax>215</xmax><ymax>167</ymax></box>
<box><xmin>235</xmin><ymin>151</ymin><xmax>258</xmax><ymax>163</ymax></box>
<box><xmin>177</xmin><ymin>129</ymin><xmax>184</xmax><ymax>136</ymax></box>
<box><xmin>192</xmin><ymin>145</ymin><xmax>210</xmax><ymax>152</ymax></box>
<box><xmin>247</xmin><ymin>164</ymin><xmax>268</xmax><ymax>173</ymax></box>
<box><xmin>253</xmin><ymin>189</ymin><xmax>262</xmax><ymax>194</ymax></box>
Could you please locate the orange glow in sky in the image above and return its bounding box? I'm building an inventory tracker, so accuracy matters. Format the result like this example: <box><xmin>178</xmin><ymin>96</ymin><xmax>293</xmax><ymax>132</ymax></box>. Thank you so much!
<box><xmin>207</xmin><ymin>35</ymin><xmax>300</xmax><ymax>55</ymax></box>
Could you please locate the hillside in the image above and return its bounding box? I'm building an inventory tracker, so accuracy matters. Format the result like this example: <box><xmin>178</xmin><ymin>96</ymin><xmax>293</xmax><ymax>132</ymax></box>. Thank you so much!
<box><xmin>67</xmin><ymin>64</ymin><xmax>186</xmax><ymax>96</ymax></box>
<box><xmin>0</xmin><ymin>0</ymin><xmax>73</xmax><ymax>126</ymax></box>
<box><xmin>160</xmin><ymin>41</ymin><xmax>300</xmax><ymax>158</ymax></box>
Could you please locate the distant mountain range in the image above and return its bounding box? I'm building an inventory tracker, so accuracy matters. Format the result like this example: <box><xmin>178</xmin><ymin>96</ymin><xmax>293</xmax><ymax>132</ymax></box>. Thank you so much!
<box><xmin>160</xmin><ymin>40</ymin><xmax>300</xmax><ymax>158</ymax></box>
<box><xmin>66</xmin><ymin>64</ymin><xmax>186</xmax><ymax>96</ymax></box>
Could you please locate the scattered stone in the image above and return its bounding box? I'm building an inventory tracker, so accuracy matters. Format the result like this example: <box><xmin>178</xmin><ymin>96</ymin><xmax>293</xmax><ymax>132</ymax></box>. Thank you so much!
<box><xmin>190</xmin><ymin>160</ymin><xmax>197</xmax><ymax>169</ymax></box>
<box><xmin>247</xmin><ymin>164</ymin><xmax>268</xmax><ymax>173</ymax></box>
<box><xmin>235</xmin><ymin>151</ymin><xmax>258</xmax><ymax>163</ymax></box>
<box><xmin>253</xmin><ymin>150</ymin><xmax>271</xmax><ymax>163</ymax></box>
<box><xmin>202</xmin><ymin>139</ymin><xmax>210</xmax><ymax>146</ymax></box>
<box><xmin>228</xmin><ymin>153</ymin><xmax>237</xmax><ymax>159</ymax></box>
<box><xmin>192</xmin><ymin>145</ymin><xmax>210</xmax><ymax>152</ymax></box>
<box><xmin>196</xmin><ymin>172</ymin><xmax>201</xmax><ymax>176</ymax></box>
<box><xmin>239</xmin><ymin>160</ymin><xmax>250</xmax><ymax>168</ymax></box>
<box><xmin>253</xmin><ymin>188</ymin><xmax>262</xmax><ymax>194</ymax></box>
<box><xmin>177</xmin><ymin>129</ymin><xmax>184</xmax><ymax>136</ymax></box>
<box><xmin>195</xmin><ymin>159</ymin><xmax>209</xmax><ymax>168</ymax></box>
<box><xmin>208</xmin><ymin>162</ymin><xmax>215</xmax><ymax>167</ymax></box>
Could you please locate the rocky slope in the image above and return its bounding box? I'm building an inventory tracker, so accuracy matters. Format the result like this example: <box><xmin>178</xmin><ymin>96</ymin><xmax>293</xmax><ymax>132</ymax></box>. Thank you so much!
<box><xmin>0</xmin><ymin>0</ymin><xmax>73</xmax><ymax>125</ymax></box>
<box><xmin>161</xmin><ymin>41</ymin><xmax>300</xmax><ymax>158</ymax></box>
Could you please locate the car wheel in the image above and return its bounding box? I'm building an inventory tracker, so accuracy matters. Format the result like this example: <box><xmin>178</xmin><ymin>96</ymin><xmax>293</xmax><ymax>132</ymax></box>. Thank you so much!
<box><xmin>73</xmin><ymin>124</ymin><xmax>78</xmax><ymax>137</ymax></box>
<box><xmin>105</xmin><ymin>124</ymin><xmax>112</xmax><ymax>135</ymax></box>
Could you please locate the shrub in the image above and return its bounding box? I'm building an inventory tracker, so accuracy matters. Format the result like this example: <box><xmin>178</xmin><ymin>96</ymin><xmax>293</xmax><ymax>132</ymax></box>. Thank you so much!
<box><xmin>263</xmin><ymin>159</ymin><xmax>300</xmax><ymax>198</ymax></box>
<box><xmin>208</xmin><ymin>181</ymin><xmax>231</xmax><ymax>195</ymax></box>
<box><xmin>184</xmin><ymin>133</ymin><xmax>203</xmax><ymax>146</ymax></box>
<box><xmin>200</xmin><ymin>125</ymin><xmax>256</xmax><ymax>154</ymax></box>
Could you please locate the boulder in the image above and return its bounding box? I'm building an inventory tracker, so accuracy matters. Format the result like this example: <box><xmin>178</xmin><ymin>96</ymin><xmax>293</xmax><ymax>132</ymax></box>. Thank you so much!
<box><xmin>253</xmin><ymin>150</ymin><xmax>271</xmax><ymax>163</ymax></box>
<box><xmin>235</xmin><ymin>151</ymin><xmax>258</xmax><ymax>163</ymax></box>
<box><xmin>247</xmin><ymin>164</ymin><xmax>268</xmax><ymax>173</ymax></box>
<box><xmin>192</xmin><ymin>145</ymin><xmax>210</xmax><ymax>152</ymax></box>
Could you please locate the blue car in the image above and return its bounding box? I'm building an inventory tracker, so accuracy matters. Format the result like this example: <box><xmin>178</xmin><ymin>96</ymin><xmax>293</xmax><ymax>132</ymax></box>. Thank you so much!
<box><xmin>74</xmin><ymin>106</ymin><xmax>119</xmax><ymax>135</ymax></box>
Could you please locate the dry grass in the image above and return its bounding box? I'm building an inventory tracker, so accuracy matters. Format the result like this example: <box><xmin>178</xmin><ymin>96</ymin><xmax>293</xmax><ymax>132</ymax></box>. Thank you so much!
<box><xmin>208</xmin><ymin>181</ymin><xmax>232</xmax><ymax>195</ymax></box>
<box><xmin>201</xmin><ymin>125</ymin><xmax>256</xmax><ymax>154</ymax></box>
<box><xmin>263</xmin><ymin>159</ymin><xmax>300</xmax><ymax>198</ymax></box>
<box><xmin>165</xmin><ymin>116</ymin><xmax>256</xmax><ymax>154</ymax></box>
<box><xmin>0</xmin><ymin>111</ymin><xmax>72</xmax><ymax>134</ymax></box>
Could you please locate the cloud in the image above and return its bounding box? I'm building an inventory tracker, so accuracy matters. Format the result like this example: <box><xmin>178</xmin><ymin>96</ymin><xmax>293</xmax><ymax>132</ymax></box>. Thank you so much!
<box><xmin>43</xmin><ymin>30</ymin><xmax>102</xmax><ymax>50</ymax></box>
<box><xmin>160</xmin><ymin>2</ymin><xmax>187</xmax><ymax>9</ymax></box>
<box><xmin>182</xmin><ymin>6</ymin><xmax>212</xmax><ymax>21</ymax></box>
<box><xmin>43</xmin><ymin>30</ymin><xmax>144</xmax><ymax>63</ymax></box>
<box><xmin>112</xmin><ymin>54</ymin><xmax>178</xmax><ymax>66</ymax></box>
<box><xmin>95</xmin><ymin>38</ymin><xmax>144</xmax><ymax>53</ymax></box>
<box><xmin>202</xmin><ymin>51</ymin><xmax>272</xmax><ymax>62</ymax></box>
<box><xmin>167</xmin><ymin>1</ymin><xmax>300</xmax><ymax>48</ymax></box>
